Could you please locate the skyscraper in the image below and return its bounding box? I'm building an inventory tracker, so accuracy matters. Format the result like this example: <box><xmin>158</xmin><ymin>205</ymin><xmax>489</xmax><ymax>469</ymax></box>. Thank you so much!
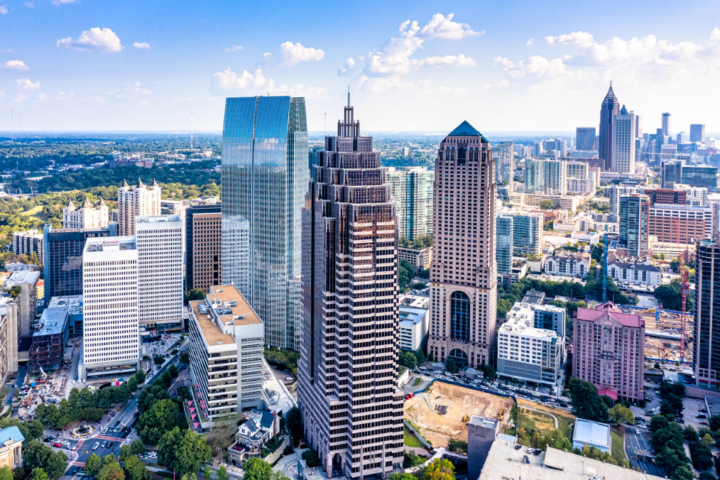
<box><xmin>118</xmin><ymin>179</ymin><xmax>161</xmax><ymax>236</ymax></box>
<box><xmin>493</xmin><ymin>142</ymin><xmax>514</xmax><ymax>194</ymax></box>
<box><xmin>619</xmin><ymin>194</ymin><xmax>650</xmax><ymax>257</ymax></box>
<box><xmin>508</xmin><ymin>213</ymin><xmax>543</xmax><ymax>256</ymax></box>
<box><xmin>525</xmin><ymin>158</ymin><xmax>544</xmax><ymax>194</ymax></box>
<box><xmin>496</xmin><ymin>216</ymin><xmax>513</xmax><ymax>275</ymax></box>
<box><xmin>576</xmin><ymin>127</ymin><xmax>596</xmax><ymax>151</ymax></box>
<box><xmin>695</xmin><ymin>241</ymin><xmax>720</xmax><ymax>387</ymax></box>
<box><xmin>221</xmin><ymin>96</ymin><xmax>308</xmax><ymax>350</ymax></box>
<box><xmin>386</xmin><ymin>167</ymin><xmax>434</xmax><ymax>241</ymax></box>
<box><xmin>690</xmin><ymin>124</ymin><xmax>706</xmax><ymax>143</ymax></box>
<box><xmin>544</xmin><ymin>160</ymin><xmax>567</xmax><ymax>195</ymax></box>
<box><xmin>599</xmin><ymin>84</ymin><xmax>620</xmax><ymax>171</ymax></box>
<box><xmin>612</xmin><ymin>106</ymin><xmax>636</xmax><ymax>174</ymax></box>
<box><xmin>662</xmin><ymin>112</ymin><xmax>671</xmax><ymax>137</ymax></box>
<box><xmin>429</xmin><ymin>121</ymin><xmax>497</xmax><ymax>369</ymax></box>
<box><xmin>298</xmin><ymin>99</ymin><xmax>403</xmax><ymax>478</ymax></box>
<box><xmin>185</xmin><ymin>200</ymin><xmax>222</xmax><ymax>291</ymax></box>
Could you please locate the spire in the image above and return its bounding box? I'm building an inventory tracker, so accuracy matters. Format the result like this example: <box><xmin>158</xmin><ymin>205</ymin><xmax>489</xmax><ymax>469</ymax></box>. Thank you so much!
<box><xmin>122</xmin><ymin>179</ymin><xmax>129</xmax><ymax>189</ymax></box>
<box><xmin>136</xmin><ymin>178</ymin><xmax>144</xmax><ymax>188</ymax></box>
<box><xmin>82</xmin><ymin>197</ymin><xmax>92</xmax><ymax>208</ymax></box>
<box><xmin>347</xmin><ymin>86</ymin><xmax>350</xmax><ymax>108</ymax></box>
<box><xmin>67</xmin><ymin>200</ymin><xmax>75</xmax><ymax>210</ymax></box>
<box><xmin>620</xmin><ymin>104</ymin><xmax>628</xmax><ymax>115</ymax></box>
<box><xmin>97</xmin><ymin>198</ymin><xmax>106</xmax><ymax>207</ymax></box>
<box><xmin>603</xmin><ymin>83</ymin><xmax>619</xmax><ymax>105</ymax></box>
<box><xmin>448</xmin><ymin>121</ymin><xmax>487</xmax><ymax>141</ymax></box>
<box><xmin>152</xmin><ymin>179</ymin><xmax>159</xmax><ymax>188</ymax></box>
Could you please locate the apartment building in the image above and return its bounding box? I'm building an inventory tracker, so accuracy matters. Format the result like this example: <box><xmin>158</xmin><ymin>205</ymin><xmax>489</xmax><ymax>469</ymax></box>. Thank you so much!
<box><xmin>386</xmin><ymin>167</ymin><xmax>434</xmax><ymax>241</ymax></box>
<box><xmin>530</xmin><ymin>303</ymin><xmax>566</xmax><ymax>339</ymax></box>
<box><xmin>643</xmin><ymin>188</ymin><xmax>687</xmax><ymax>206</ymax></box>
<box><xmin>573</xmin><ymin>302</ymin><xmax>644</xmax><ymax>401</ymax></box>
<box><xmin>63</xmin><ymin>198</ymin><xmax>109</xmax><ymax>229</ymax></box>
<box><xmin>695</xmin><ymin>241</ymin><xmax>720</xmax><ymax>388</ymax></box>
<box><xmin>11</xmin><ymin>230</ymin><xmax>43</xmax><ymax>264</ymax></box>
<box><xmin>544</xmin><ymin>252</ymin><xmax>590</xmax><ymax>278</ymax></box>
<box><xmin>118</xmin><ymin>179</ymin><xmax>161</xmax><ymax>236</ymax></box>
<box><xmin>608</xmin><ymin>256</ymin><xmax>661</xmax><ymax>286</ymax></box>
<box><xmin>497</xmin><ymin>303</ymin><xmax>563</xmax><ymax>393</ymax></box>
<box><xmin>619</xmin><ymin>194</ymin><xmax>651</xmax><ymax>257</ymax></box>
<box><xmin>188</xmin><ymin>285</ymin><xmax>264</xmax><ymax>426</ymax></box>
<box><xmin>0</xmin><ymin>301</ymin><xmax>18</xmax><ymax>386</ymax></box>
<box><xmin>496</xmin><ymin>216</ymin><xmax>513</xmax><ymax>275</ymax></box>
<box><xmin>135</xmin><ymin>215</ymin><xmax>184</xmax><ymax>332</ymax></box>
<box><xmin>80</xmin><ymin>237</ymin><xmax>140</xmax><ymax>380</ymax></box>
<box><xmin>648</xmin><ymin>204</ymin><xmax>713</xmax><ymax>243</ymax></box>
<box><xmin>507</xmin><ymin>212</ymin><xmax>543</xmax><ymax>256</ymax></box>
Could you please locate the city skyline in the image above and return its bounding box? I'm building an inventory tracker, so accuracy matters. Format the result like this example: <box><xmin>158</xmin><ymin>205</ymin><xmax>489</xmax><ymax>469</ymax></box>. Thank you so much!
<box><xmin>1</xmin><ymin>0</ymin><xmax>720</xmax><ymax>132</ymax></box>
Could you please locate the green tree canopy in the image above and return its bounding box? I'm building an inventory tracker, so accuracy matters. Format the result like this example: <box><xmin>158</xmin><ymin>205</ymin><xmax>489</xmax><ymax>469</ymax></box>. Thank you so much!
<box><xmin>157</xmin><ymin>427</ymin><xmax>212</xmax><ymax>477</ymax></box>
<box><xmin>242</xmin><ymin>458</ymin><xmax>273</xmax><ymax>480</ymax></box>
<box><xmin>567</xmin><ymin>378</ymin><xmax>608</xmax><ymax>422</ymax></box>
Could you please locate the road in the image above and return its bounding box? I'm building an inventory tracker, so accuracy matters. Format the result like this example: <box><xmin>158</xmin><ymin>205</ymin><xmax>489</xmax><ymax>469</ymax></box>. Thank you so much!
<box><xmin>4</xmin><ymin>364</ymin><xmax>27</xmax><ymax>407</ymax></box>
<box><xmin>57</xmin><ymin>340</ymin><xmax>189</xmax><ymax>479</ymax></box>
<box><xmin>625</xmin><ymin>428</ymin><xmax>664</xmax><ymax>477</ymax></box>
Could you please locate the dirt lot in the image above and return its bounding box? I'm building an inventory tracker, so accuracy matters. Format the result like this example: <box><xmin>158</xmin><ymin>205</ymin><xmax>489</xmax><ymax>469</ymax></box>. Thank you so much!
<box><xmin>403</xmin><ymin>382</ymin><xmax>514</xmax><ymax>448</ymax></box>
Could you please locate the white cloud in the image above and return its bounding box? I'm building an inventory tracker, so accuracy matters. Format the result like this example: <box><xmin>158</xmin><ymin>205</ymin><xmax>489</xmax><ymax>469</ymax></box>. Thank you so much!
<box><xmin>56</xmin><ymin>28</ymin><xmax>123</xmax><ymax>53</ymax></box>
<box><xmin>337</xmin><ymin>57</ymin><xmax>356</xmax><ymax>76</ymax></box>
<box><xmin>279</xmin><ymin>41</ymin><xmax>325</xmax><ymax>67</ymax></box>
<box><xmin>359</xmin><ymin>76</ymin><xmax>430</xmax><ymax>93</ymax></box>
<box><xmin>17</xmin><ymin>78</ymin><xmax>41</xmax><ymax>90</ymax></box>
<box><xmin>3</xmin><ymin>60</ymin><xmax>29</xmax><ymax>71</ymax></box>
<box><xmin>224</xmin><ymin>45</ymin><xmax>243</xmax><ymax>53</ymax></box>
<box><xmin>363</xmin><ymin>14</ymin><xmax>478</xmax><ymax>77</ymax></box>
<box><xmin>133</xmin><ymin>42</ymin><xmax>151</xmax><ymax>50</ymax></box>
<box><xmin>494</xmin><ymin>55</ymin><xmax>568</xmax><ymax>79</ymax></box>
<box><xmin>712</xmin><ymin>28</ymin><xmax>720</xmax><ymax>42</ymax></box>
<box><xmin>416</xmin><ymin>13</ymin><xmax>483</xmax><ymax>40</ymax></box>
<box><xmin>211</xmin><ymin>67</ymin><xmax>267</xmax><ymax>91</ymax></box>
<box><xmin>545</xmin><ymin>31</ymin><xmax>595</xmax><ymax>48</ymax></box>
<box><xmin>24</xmin><ymin>2</ymin><xmax>33</xmax><ymax>7</ymax></box>
<box><xmin>114</xmin><ymin>81</ymin><xmax>151</xmax><ymax>97</ymax></box>
<box><xmin>0</xmin><ymin>6</ymin><xmax>7</xmax><ymax>14</ymax></box>
<box><xmin>265</xmin><ymin>80</ymin><xmax>329</xmax><ymax>99</ymax></box>
<box><xmin>263</xmin><ymin>52</ymin><xmax>271</xmax><ymax>57</ymax></box>
<box><xmin>51</xmin><ymin>0</ymin><xmax>76</xmax><ymax>5</ymax></box>
<box><xmin>0</xmin><ymin>91</ymin><xmax>4</xmax><ymax>99</ymax></box>
<box><xmin>526</xmin><ymin>39</ymin><xmax>534</xmax><ymax>46</ymax></box>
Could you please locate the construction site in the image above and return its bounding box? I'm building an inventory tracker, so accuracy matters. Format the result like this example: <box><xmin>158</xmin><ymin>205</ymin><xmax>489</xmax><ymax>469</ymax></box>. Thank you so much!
<box><xmin>615</xmin><ymin>307</ymin><xmax>695</xmax><ymax>363</ymax></box>
<box><xmin>404</xmin><ymin>382</ymin><xmax>514</xmax><ymax>449</ymax></box>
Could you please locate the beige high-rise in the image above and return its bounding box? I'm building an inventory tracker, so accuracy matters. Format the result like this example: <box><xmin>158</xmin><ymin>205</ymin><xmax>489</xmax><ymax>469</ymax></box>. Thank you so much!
<box><xmin>428</xmin><ymin>121</ymin><xmax>497</xmax><ymax>369</ymax></box>
<box><xmin>117</xmin><ymin>179</ymin><xmax>161</xmax><ymax>236</ymax></box>
<box><xmin>63</xmin><ymin>198</ymin><xmax>109</xmax><ymax>229</ymax></box>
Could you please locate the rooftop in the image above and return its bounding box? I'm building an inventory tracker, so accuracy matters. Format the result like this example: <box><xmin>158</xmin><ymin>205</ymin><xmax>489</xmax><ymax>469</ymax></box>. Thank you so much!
<box><xmin>501</xmin><ymin>304</ymin><xmax>559</xmax><ymax>340</ymax></box>
<box><xmin>189</xmin><ymin>285</ymin><xmax>262</xmax><ymax>347</ymax></box>
<box><xmin>136</xmin><ymin>214</ymin><xmax>182</xmax><ymax>224</ymax></box>
<box><xmin>34</xmin><ymin>307</ymin><xmax>69</xmax><ymax>337</ymax></box>
<box><xmin>572</xmin><ymin>419</ymin><xmax>611</xmax><ymax>449</ymax></box>
<box><xmin>84</xmin><ymin>236</ymin><xmax>137</xmax><ymax>253</ymax></box>
<box><xmin>398</xmin><ymin>306</ymin><xmax>428</xmax><ymax>326</ymax></box>
<box><xmin>467</xmin><ymin>415</ymin><xmax>497</xmax><ymax>429</ymax></box>
<box><xmin>0</xmin><ymin>426</ymin><xmax>24</xmax><ymax>446</ymax></box>
<box><xmin>448</xmin><ymin>120</ymin><xmax>488</xmax><ymax>141</ymax></box>
<box><xmin>48</xmin><ymin>295</ymin><xmax>83</xmax><ymax>315</ymax></box>
<box><xmin>6</xmin><ymin>270</ymin><xmax>40</xmax><ymax>286</ymax></box>
<box><xmin>575</xmin><ymin>302</ymin><xmax>644</xmax><ymax>328</ymax></box>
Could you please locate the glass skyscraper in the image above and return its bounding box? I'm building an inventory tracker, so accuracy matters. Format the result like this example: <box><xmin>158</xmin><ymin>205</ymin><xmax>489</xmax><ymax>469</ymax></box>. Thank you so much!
<box><xmin>221</xmin><ymin>96</ymin><xmax>308</xmax><ymax>350</ymax></box>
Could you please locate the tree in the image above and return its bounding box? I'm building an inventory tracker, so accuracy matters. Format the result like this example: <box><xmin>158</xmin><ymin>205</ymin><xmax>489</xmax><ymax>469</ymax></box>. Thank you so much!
<box><xmin>400</xmin><ymin>351</ymin><xmax>417</xmax><ymax>369</ymax></box>
<box><xmin>286</xmin><ymin>408</ymin><xmax>302</xmax><ymax>446</ymax></box>
<box><xmin>447</xmin><ymin>438</ymin><xmax>467</xmax><ymax>454</ymax></box>
<box><xmin>85</xmin><ymin>454</ymin><xmax>103</xmax><ymax>477</ymax></box>
<box><xmin>134</xmin><ymin>369</ymin><xmax>147</xmax><ymax>385</ymax></box>
<box><xmin>137</xmin><ymin>398</ymin><xmax>181</xmax><ymax>445</ymax></box>
<box><xmin>0</xmin><ymin>467</ymin><xmax>12</xmax><ymax>480</ymax></box>
<box><xmin>403</xmin><ymin>451</ymin><xmax>426</xmax><ymax>469</ymax></box>
<box><xmin>157</xmin><ymin>427</ymin><xmax>212</xmax><ymax>477</ymax></box>
<box><xmin>608</xmin><ymin>404</ymin><xmax>634</xmax><ymax>425</ymax></box>
<box><xmin>123</xmin><ymin>456</ymin><xmax>149</xmax><ymax>480</ymax></box>
<box><xmin>180</xmin><ymin>352</ymin><xmax>190</xmax><ymax>364</ymax></box>
<box><xmin>539</xmin><ymin>200</ymin><xmax>555</xmax><ymax>210</ymax></box>
<box><xmin>98</xmin><ymin>461</ymin><xmax>125</xmax><ymax>480</ymax></box>
<box><xmin>649</xmin><ymin>414</ymin><xmax>670</xmax><ymax>433</ymax></box>
<box><xmin>683</xmin><ymin>426</ymin><xmax>699</xmax><ymax>442</ymax></box>
<box><xmin>655</xmin><ymin>279</ymin><xmax>694</xmax><ymax>312</ymax></box>
<box><xmin>128</xmin><ymin>376</ymin><xmax>138</xmax><ymax>392</ymax></box>
<box><xmin>708</xmin><ymin>415</ymin><xmax>720</xmax><ymax>431</ymax></box>
<box><xmin>216</xmin><ymin>467</ymin><xmax>229</xmax><ymax>480</ymax></box>
<box><xmin>482</xmin><ymin>365</ymin><xmax>497</xmax><ymax>381</ymax></box>
<box><xmin>130</xmin><ymin>440</ymin><xmax>145</xmax><ymax>456</ymax></box>
<box><xmin>187</xmin><ymin>289</ymin><xmax>206</xmax><ymax>302</ymax></box>
<box><xmin>567</xmin><ymin>378</ymin><xmax>608</xmax><ymax>422</ymax></box>
<box><xmin>22</xmin><ymin>440</ymin><xmax>68</xmax><ymax>480</ymax></box>
<box><xmin>119</xmin><ymin>445</ymin><xmax>133</xmax><ymax>462</ymax></box>
<box><xmin>204</xmin><ymin>466</ymin><xmax>212</xmax><ymax>480</ymax></box>
<box><xmin>243</xmin><ymin>458</ymin><xmax>273</xmax><ymax>480</ymax></box>
<box><xmin>421</xmin><ymin>458</ymin><xmax>455</xmax><ymax>480</ymax></box>
<box><xmin>29</xmin><ymin>470</ymin><xmax>49</xmax><ymax>480</ymax></box>
<box><xmin>302</xmin><ymin>449</ymin><xmax>320</xmax><ymax>468</ymax></box>
<box><xmin>390</xmin><ymin>475</ymin><xmax>417</xmax><ymax>480</ymax></box>
<box><xmin>445</xmin><ymin>358</ymin><xmax>459</xmax><ymax>373</ymax></box>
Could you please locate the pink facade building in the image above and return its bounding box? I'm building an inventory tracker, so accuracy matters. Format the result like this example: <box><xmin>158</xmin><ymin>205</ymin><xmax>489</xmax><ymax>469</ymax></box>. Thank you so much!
<box><xmin>572</xmin><ymin>302</ymin><xmax>645</xmax><ymax>401</ymax></box>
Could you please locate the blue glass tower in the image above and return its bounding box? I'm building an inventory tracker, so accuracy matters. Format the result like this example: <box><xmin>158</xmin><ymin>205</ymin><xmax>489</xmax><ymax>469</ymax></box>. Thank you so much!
<box><xmin>221</xmin><ymin>96</ymin><xmax>308</xmax><ymax>350</ymax></box>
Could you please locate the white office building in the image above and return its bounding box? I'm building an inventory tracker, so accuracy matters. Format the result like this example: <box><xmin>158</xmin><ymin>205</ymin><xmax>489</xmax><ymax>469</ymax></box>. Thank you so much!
<box><xmin>221</xmin><ymin>216</ymin><xmax>250</xmax><ymax>299</ymax></box>
<box><xmin>188</xmin><ymin>285</ymin><xmax>265</xmax><ymax>427</ymax></box>
<box><xmin>63</xmin><ymin>198</ymin><xmax>109</xmax><ymax>230</ymax></box>
<box><xmin>398</xmin><ymin>305</ymin><xmax>429</xmax><ymax>352</ymax></box>
<box><xmin>497</xmin><ymin>303</ymin><xmax>563</xmax><ymax>393</ymax></box>
<box><xmin>612</xmin><ymin>109</ymin><xmax>636</xmax><ymax>174</ymax></box>
<box><xmin>135</xmin><ymin>215</ymin><xmax>184</xmax><ymax>332</ymax></box>
<box><xmin>80</xmin><ymin>237</ymin><xmax>140</xmax><ymax>379</ymax></box>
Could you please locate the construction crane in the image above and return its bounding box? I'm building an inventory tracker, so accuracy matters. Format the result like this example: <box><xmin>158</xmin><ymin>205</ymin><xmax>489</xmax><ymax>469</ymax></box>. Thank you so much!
<box><xmin>678</xmin><ymin>253</ymin><xmax>690</xmax><ymax>362</ymax></box>
<box><xmin>602</xmin><ymin>233</ymin><xmax>609</xmax><ymax>303</ymax></box>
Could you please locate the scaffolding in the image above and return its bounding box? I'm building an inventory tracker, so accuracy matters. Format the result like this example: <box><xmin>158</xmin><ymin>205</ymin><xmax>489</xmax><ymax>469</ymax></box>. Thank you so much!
<box><xmin>29</xmin><ymin>306</ymin><xmax>69</xmax><ymax>373</ymax></box>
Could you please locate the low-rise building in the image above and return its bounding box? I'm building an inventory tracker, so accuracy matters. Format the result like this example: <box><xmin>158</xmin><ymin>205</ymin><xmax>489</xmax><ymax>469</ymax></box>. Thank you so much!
<box><xmin>572</xmin><ymin>419</ymin><xmax>611</xmax><ymax>453</ymax></box>
<box><xmin>0</xmin><ymin>426</ymin><xmax>24</xmax><ymax>469</ymax></box>
<box><xmin>398</xmin><ymin>304</ymin><xmax>428</xmax><ymax>352</ymax></box>
<box><xmin>188</xmin><ymin>285</ymin><xmax>264</xmax><ymax>430</ymax></box>
<box><xmin>398</xmin><ymin>247</ymin><xmax>432</xmax><ymax>272</ymax></box>
<box><xmin>497</xmin><ymin>303</ymin><xmax>563</xmax><ymax>393</ymax></box>
<box><xmin>544</xmin><ymin>252</ymin><xmax>590</xmax><ymax>278</ymax></box>
<box><xmin>227</xmin><ymin>409</ymin><xmax>281</xmax><ymax>465</ymax></box>
<box><xmin>608</xmin><ymin>255</ymin><xmax>661</xmax><ymax>286</ymax></box>
<box><xmin>523</xmin><ymin>193</ymin><xmax>583</xmax><ymax>211</ymax></box>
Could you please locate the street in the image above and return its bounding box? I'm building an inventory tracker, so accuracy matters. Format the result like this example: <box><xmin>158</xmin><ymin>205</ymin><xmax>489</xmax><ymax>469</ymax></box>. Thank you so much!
<box><xmin>625</xmin><ymin>428</ymin><xmax>664</xmax><ymax>477</ymax></box>
<box><xmin>4</xmin><ymin>364</ymin><xmax>27</xmax><ymax>408</ymax></box>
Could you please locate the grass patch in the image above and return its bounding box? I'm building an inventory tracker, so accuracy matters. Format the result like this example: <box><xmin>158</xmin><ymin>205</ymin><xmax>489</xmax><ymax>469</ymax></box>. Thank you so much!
<box><xmin>517</xmin><ymin>407</ymin><xmax>556</xmax><ymax>435</ymax></box>
<box><xmin>516</xmin><ymin>399</ymin><xmax>576</xmax><ymax>439</ymax></box>
<box><xmin>404</xmin><ymin>425</ymin><xmax>425</xmax><ymax>448</ymax></box>
<box><xmin>414</xmin><ymin>377</ymin><xmax>422</xmax><ymax>386</ymax></box>
<box><xmin>19</xmin><ymin>205</ymin><xmax>46</xmax><ymax>222</ymax></box>
<box><xmin>610</xmin><ymin>427</ymin><xmax>626</xmax><ymax>463</ymax></box>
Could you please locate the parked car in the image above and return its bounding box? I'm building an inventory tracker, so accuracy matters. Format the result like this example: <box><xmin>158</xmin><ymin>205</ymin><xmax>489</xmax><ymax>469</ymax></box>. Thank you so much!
<box><xmin>52</xmin><ymin>442</ymin><xmax>62</xmax><ymax>448</ymax></box>
<box><xmin>514</xmin><ymin>445</ymin><xmax>522</xmax><ymax>450</ymax></box>
<box><xmin>92</xmin><ymin>442</ymin><xmax>100</xmax><ymax>450</ymax></box>
<box><xmin>700</xmin><ymin>421</ymin><xmax>709</xmax><ymax>426</ymax></box>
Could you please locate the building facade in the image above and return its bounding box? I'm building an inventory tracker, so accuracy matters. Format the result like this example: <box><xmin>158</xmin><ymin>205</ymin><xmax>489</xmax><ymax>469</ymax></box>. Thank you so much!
<box><xmin>429</xmin><ymin>121</ymin><xmax>497</xmax><ymax>369</ymax></box>
<box><xmin>221</xmin><ymin>96</ymin><xmax>307</xmax><ymax>351</ymax></box>
<box><xmin>135</xmin><ymin>215</ymin><xmax>184</xmax><ymax>332</ymax></box>
<box><xmin>63</xmin><ymin>198</ymin><xmax>109</xmax><ymax>230</ymax></box>
<box><xmin>690</xmin><ymin>124</ymin><xmax>706</xmax><ymax>143</ymax></box>
<box><xmin>508</xmin><ymin>213</ymin><xmax>543</xmax><ymax>256</ymax></box>
<box><xmin>81</xmin><ymin>237</ymin><xmax>140</xmax><ymax>379</ymax></box>
<box><xmin>496</xmin><ymin>216</ymin><xmax>513</xmax><ymax>275</ymax></box>
<box><xmin>619</xmin><ymin>194</ymin><xmax>650</xmax><ymax>257</ymax></box>
<box><xmin>398</xmin><ymin>305</ymin><xmax>429</xmax><ymax>352</ymax></box>
<box><xmin>4</xmin><ymin>271</ymin><xmax>39</xmax><ymax>338</ymax></box>
<box><xmin>386</xmin><ymin>167</ymin><xmax>434</xmax><ymax>241</ymax></box>
<box><xmin>118</xmin><ymin>179</ymin><xmax>161</xmax><ymax>237</ymax></box>
<box><xmin>612</xmin><ymin>108</ymin><xmax>636</xmax><ymax>174</ymax></box>
<box><xmin>695</xmin><ymin>241</ymin><xmax>720</xmax><ymax>388</ymax></box>
<box><xmin>493</xmin><ymin>142</ymin><xmax>514</xmax><ymax>194</ymax></box>
<box><xmin>11</xmin><ymin>230</ymin><xmax>43</xmax><ymax>264</ymax></box>
<box><xmin>608</xmin><ymin>256</ymin><xmax>661</xmax><ymax>286</ymax></box>
<box><xmin>648</xmin><ymin>204</ymin><xmax>713</xmax><ymax>243</ymax></box>
<box><xmin>576</xmin><ymin>127</ymin><xmax>596</xmax><ymax>151</ymax></box>
<box><xmin>398</xmin><ymin>247</ymin><xmax>433</xmax><ymax>272</ymax></box>
<box><xmin>297</xmin><ymin>100</ymin><xmax>403</xmax><ymax>479</ymax></box>
<box><xmin>573</xmin><ymin>302</ymin><xmax>644</xmax><ymax>401</ymax></box>
<box><xmin>544</xmin><ymin>252</ymin><xmax>590</xmax><ymax>278</ymax></box>
<box><xmin>599</xmin><ymin>84</ymin><xmax>620</xmax><ymax>171</ymax></box>
<box><xmin>186</xmin><ymin>204</ymin><xmax>222</xmax><ymax>291</ymax></box>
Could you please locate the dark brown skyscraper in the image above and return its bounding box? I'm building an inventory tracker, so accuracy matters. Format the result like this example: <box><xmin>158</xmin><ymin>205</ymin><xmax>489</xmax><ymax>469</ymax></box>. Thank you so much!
<box><xmin>298</xmin><ymin>98</ymin><xmax>403</xmax><ymax>478</ymax></box>
<box><xmin>599</xmin><ymin>84</ymin><xmax>620</xmax><ymax>171</ymax></box>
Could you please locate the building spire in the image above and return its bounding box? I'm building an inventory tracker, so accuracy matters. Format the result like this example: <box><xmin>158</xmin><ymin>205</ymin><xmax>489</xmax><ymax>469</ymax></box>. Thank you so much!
<box><xmin>347</xmin><ymin>86</ymin><xmax>350</xmax><ymax>108</ymax></box>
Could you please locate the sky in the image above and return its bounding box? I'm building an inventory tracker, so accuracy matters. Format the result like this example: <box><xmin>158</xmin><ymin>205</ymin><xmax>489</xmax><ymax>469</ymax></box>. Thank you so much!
<box><xmin>1</xmin><ymin>0</ymin><xmax>720</xmax><ymax>134</ymax></box>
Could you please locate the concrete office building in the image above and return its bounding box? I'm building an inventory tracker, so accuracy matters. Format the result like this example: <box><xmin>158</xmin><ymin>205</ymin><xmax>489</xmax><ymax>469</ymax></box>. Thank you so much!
<box><xmin>386</xmin><ymin>166</ymin><xmax>434</xmax><ymax>241</ymax></box>
<box><xmin>493</xmin><ymin>142</ymin><xmax>514</xmax><ymax>194</ymax></box>
<box><xmin>599</xmin><ymin>84</ymin><xmax>620</xmax><ymax>171</ymax></box>
<box><xmin>398</xmin><ymin>305</ymin><xmax>429</xmax><ymax>352</ymax></box>
<box><xmin>398</xmin><ymin>247</ymin><xmax>432</xmax><ymax>272</ymax></box>
<box><xmin>297</xmin><ymin>100</ymin><xmax>403</xmax><ymax>478</ymax></box>
<box><xmin>695</xmin><ymin>241</ymin><xmax>720</xmax><ymax>388</ymax></box>
<box><xmin>508</xmin><ymin>213</ymin><xmax>543</xmax><ymax>256</ymax></box>
<box><xmin>221</xmin><ymin>96</ymin><xmax>307</xmax><ymax>351</ymax></box>
<box><xmin>691</xmin><ymin>124</ymin><xmax>706</xmax><ymax>143</ymax></box>
<box><xmin>573</xmin><ymin>302</ymin><xmax>645</xmax><ymax>401</ymax></box>
<box><xmin>11</xmin><ymin>230</ymin><xmax>43</xmax><ymax>264</ymax></box>
<box><xmin>186</xmin><ymin>202</ymin><xmax>222</xmax><ymax>291</ymax></box>
<box><xmin>612</xmin><ymin>107</ymin><xmax>636</xmax><ymax>174</ymax></box>
<box><xmin>42</xmin><ymin>225</ymin><xmax>116</xmax><ymax>303</ymax></box>
<box><xmin>467</xmin><ymin>416</ymin><xmax>499</xmax><ymax>480</ymax></box>
<box><xmin>619</xmin><ymin>194</ymin><xmax>650</xmax><ymax>257</ymax></box>
<box><xmin>63</xmin><ymin>198</ymin><xmax>109</xmax><ymax>230</ymax></box>
<box><xmin>576</xmin><ymin>127</ymin><xmax>596</xmax><ymax>151</ymax></box>
<box><xmin>80</xmin><ymin>237</ymin><xmax>140</xmax><ymax>379</ymax></box>
<box><xmin>4</xmin><ymin>271</ymin><xmax>40</xmax><ymax>338</ymax></box>
<box><xmin>429</xmin><ymin>121</ymin><xmax>497</xmax><ymax>369</ymax></box>
<box><xmin>188</xmin><ymin>285</ymin><xmax>264</xmax><ymax>424</ymax></box>
<box><xmin>497</xmin><ymin>303</ymin><xmax>563</xmax><ymax>392</ymax></box>
<box><xmin>648</xmin><ymin>204</ymin><xmax>713</xmax><ymax>243</ymax></box>
<box><xmin>662</xmin><ymin>112</ymin><xmax>671</xmax><ymax>137</ymax></box>
<box><xmin>566</xmin><ymin>162</ymin><xmax>588</xmax><ymax>180</ymax></box>
<box><xmin>118</xmin><ymin>179</ymin><xmax>161</xmax><ymax>237</ymax></box>
<box><xmin>496</xmin><ymin>216</ymin><xmax>513</xmax><ymax>275</ymax></box>
<box><xmin>135</xmin><ymin>215</ymin><xmax>184</xmax><ymax>332</ymax></box>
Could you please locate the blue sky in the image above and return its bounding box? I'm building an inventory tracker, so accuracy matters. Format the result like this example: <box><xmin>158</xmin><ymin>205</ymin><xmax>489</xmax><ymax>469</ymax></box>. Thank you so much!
<box><xmin>1</xmin><ymin>0</ymin><xmax>720</xmax><ymax>134</ymax></box>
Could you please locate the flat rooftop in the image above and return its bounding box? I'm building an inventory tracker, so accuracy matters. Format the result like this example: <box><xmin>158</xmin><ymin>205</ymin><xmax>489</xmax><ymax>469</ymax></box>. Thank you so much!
<box><xmin>479</xmin><ymin>440</ymin><xmax>665</xmax><ymax>480</ymax></box>
<box><xmin>48</xmin><ymin>295</ymin><xmax>83</xmax><ymax>315</ymax></box>
<box><xmin>6</xmin><ymin>270</ymin><xmax>40</xmax><ymax>285</ymax></box>
<box><xmin>85</xmin><ymin>237</ymin><xmax>136</xmax><ymax>253</ymax></box>
<box><xmin>34</xmin><ymin>307</ymin><xmax>68</xmax><ymax>337</ymax></box>
<box><xmin>190</xmin><ymin>285</ymin><xmax>261</xmax><ymax>346</ymax></box>
<box><xmin>572</xmin><ymin>419</ymin><xmax>610</xmax><ymax>449</ymax></box>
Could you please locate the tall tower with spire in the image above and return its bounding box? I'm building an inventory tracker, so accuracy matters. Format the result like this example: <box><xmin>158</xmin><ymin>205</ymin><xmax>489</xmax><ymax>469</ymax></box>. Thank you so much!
<box><xmin>298</xmin><ymin>97</ymin><xmax>403</xmax><ymax>479</ymax></box>
<box><xmin>599</xmin><ymin>83</ymin><xmax>620</xmax><ymax>171</ymax></box>
<box><xmin>117</xmin><ymin>178</ymin><xmax>161</xmax><ymax>236</ymax></box>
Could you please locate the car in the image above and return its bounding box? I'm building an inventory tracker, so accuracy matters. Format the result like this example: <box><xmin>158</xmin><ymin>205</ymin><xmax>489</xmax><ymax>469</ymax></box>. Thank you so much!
<box><xmin>92</xmin><ymin>442</ymin><xmax>100</xmax><ymax>450</ymax></box>
<box><xmin>636</xmin><ymin>429</ymin><xmax>641</xmax><ymax>434</ymax></box>
<box><xmin>533</xmin><ymin>449</ymin><xmax>542</xmax><ymax>456</ymax></box>
<box><xmin>53</xmin><ymin>442</ymin><xmax>62</xmax><ymax>448</ymax></box>
<box><xmin>44</xmin><ymin>436</ymin><xmax>55</xmax><ymax>442</ymax></box>
<box><xmin>700</xmin><ymin>421</ymin><xmax>709</xmax><ymax>425</ymax></box>
<box><xmin>526</xmin><ymin>448</ymin><xmax>533</xmax><ymax>454</ymax></box>
<box><xmin>514</xmin><ymin>445</ymin><xmax>522</xmax><ymax>450</ymax></box>
<box><xmin>523</xmin><ymin>455</ymin><xmax>529</xmax><ymax>464</ymax></box>
<box><xmin>697</xmin><ymin>414</ymin><xmax>707</xmax><ymax>419</ymax></box>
